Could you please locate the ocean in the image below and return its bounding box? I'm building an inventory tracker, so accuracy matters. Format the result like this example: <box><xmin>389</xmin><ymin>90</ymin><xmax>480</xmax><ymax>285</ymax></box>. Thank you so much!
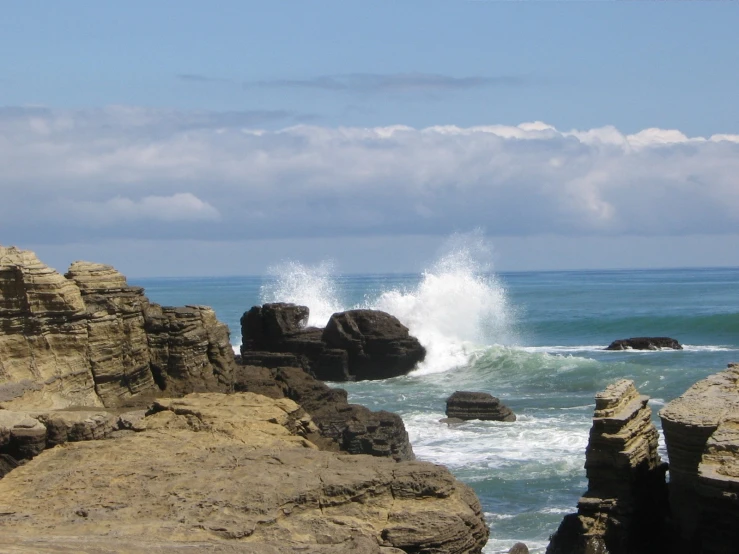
<box><xmin>132</xmin><ymin>246</ymin><xmax>739</xmax><ymax>554</ymax></box>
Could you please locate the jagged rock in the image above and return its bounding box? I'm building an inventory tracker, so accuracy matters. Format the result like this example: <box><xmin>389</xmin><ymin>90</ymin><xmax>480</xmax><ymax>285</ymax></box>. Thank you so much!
<box><xmin>234</xmin><ymin>364</ymin><xmax>415</xmax><ymax>461</ymax></box>
<box><xmin>240</xmin><ymin>303</ymin><xmax>425</xmax><ymax>381</ymax></box>
<box><xmin>0</xmin><ymin>247</ymin><xmax>237</xmax><ymax>410</ymax></box>
<box><xmin>605</xmin><ymin>337</ymin><xmax>682</xmax><ymax>351</ymax></box>
<box><xmin>547</xmin><ymin>379</ymin><xmax>668</xmax><ymax>554</ymax></box>
<box><xmin>323</xmin><ymin>309</ymin><xmax>426</xmax><ymax>380</ymax></box>
<box><xmin>659</xmin><ymin>363</ymin><xmax>739</xmax><ymax>553</ymax></box>
<box><xmin>0</xmin><ymin>392</ymin><xmax>488</xmax><ymax>553</ymax></box>
<box><xmin>0</xmin><ymin>410</ymin><xmax>47</xmax><ymax>462</ymax></box>
<box><xmin>33</xmin><ymin>410</ymin><xmax>118</xmax><ymax>446</ymax></box>
<box><xmin>445</xmin><ymin>391</ymin><xmax>516</xmax><ymax>422</ymax></box>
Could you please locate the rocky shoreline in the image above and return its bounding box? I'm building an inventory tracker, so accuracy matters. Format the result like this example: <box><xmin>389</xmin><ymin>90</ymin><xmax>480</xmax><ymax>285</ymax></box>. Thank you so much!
<box><xmin>0</xmin><ymin>245</ymin><xmax>488</xmax><ymax>553</ymax></box>
<box><xmin>3</xmin><ymin>245</ymin><xmax>739</xmax><ymax>553</ymax></box>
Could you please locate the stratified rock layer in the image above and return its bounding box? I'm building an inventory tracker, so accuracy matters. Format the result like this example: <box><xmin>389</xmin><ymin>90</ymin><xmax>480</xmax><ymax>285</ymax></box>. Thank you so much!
<box><xmin>0</xmin><ymin>247</ymin><xmax>236</xmax><ymax>411</ymax></box>
<box><xmin>547</xmin><ymin>379</ymin><xmax>668</xmax><ymax>554</ymax></box>
<box><xmin>660</xmin><ymin>363</ymin><xmax>739</xmax><ymax>553</ymax></box>
<box><xmin>445</xmin><ymin>391</ymin><xmax>516</xmax><ymax>422</ymax></box>
<box><xmin>0</xmin><ymin>393</ymin><xmax>488</xmax><ymax>554</ymax></box>
<box><xmin>240</xmin><ymin>303</ymin><xmax>426</xmax><ymax>381</ymax></box>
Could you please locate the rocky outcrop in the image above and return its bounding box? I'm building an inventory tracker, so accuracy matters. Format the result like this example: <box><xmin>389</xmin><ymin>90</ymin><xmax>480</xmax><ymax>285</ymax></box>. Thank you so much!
<box><xmin>240</xmin><ymin>303</ymin><xmax>425</xmax><ymax>381</ymax></box>
<box><xmin>445</xmin><ymin>391</ymin><xmax>516</xmax><ymax>422</ymax></box>
<box><xmin>0</xmin><ymin>247</ymin><xmax>236</xmax><ymax>410</ymax></box>
<box><xmin>659</xmin><ymin>363</ymin><xmax>739</xmax><ymax>553</ymax></box>
<box><xmin>547</xmin><ymin>379</ymin><xmax>668</xmax><ymax>554</ymax></box>
<box><xmin>605</xmin><ymin>337</ymin><xmax>682</xmax><ymax>350</ymax></box>
<box><xmin>322</xmin><ymin>310</ymin><xmax>427</xmax><ymax>380</ymax></box>
<box><xmin>0</xmin><ymin>392</ymin><xmax>489</xmax><ymax>554</ymax></box>
<box><xmin>234</xmin><ymin>364</ymin><xmax>415</xmax><ymax>461</ymax></box>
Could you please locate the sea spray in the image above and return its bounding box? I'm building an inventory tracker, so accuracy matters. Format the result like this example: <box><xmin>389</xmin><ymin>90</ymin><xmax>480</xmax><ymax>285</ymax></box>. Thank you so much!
<box><xmin>260</xmin><ymin>260</ymin><xmax>343</xmax><ymax>327</ymax></box>
<box><xmin>368</xmin><ymin>233</ymin><xmax>516</xmax><ymax>374</ymax></box>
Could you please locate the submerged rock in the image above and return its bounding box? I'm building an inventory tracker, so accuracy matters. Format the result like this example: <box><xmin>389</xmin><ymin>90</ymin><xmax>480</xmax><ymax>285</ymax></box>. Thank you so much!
<box><xmin>445</xmin><ymin>391</ymin><xmax>516</xmax><ymax>422</ymax></box>
<box><xmin>605</xmin><ymin>337</ymin><xmax>682</xmax><ymax>350</ymax></box>
<box><xmin>547</xmin><ymin>379</ymin><xmax>669</xmax><ymax>554</ymax></box>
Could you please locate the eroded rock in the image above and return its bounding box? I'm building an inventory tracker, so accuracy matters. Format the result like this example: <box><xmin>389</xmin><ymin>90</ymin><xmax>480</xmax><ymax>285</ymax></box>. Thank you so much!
<box><xmin>547</xmin><ymin>379</ymin><xmax>668</xmax><ymax>554</ymax></box>
<box><xmin>0</xmin><ymin>392</ymin><xmax>488</xmax><ymax>554</ymax></box>
<box><xmin>445</xmin><ymin>391</ymin><xmax>516</xmax><ymax>422</ymax></box>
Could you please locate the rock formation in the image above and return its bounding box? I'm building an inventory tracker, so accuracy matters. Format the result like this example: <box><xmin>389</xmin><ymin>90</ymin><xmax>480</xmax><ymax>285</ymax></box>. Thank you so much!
<box><xmin>659</xmin><ymin>363</ymin><xmax>739</xmax><ymax>553</ymax></box>
<box><xmin>605</xmin><ymin>337</ymin><xmax>682</xmax><ymax>350</ymax></box>
<box><xmin>234</xmin><ymin>364</ymin><xmax>415</xmax><ymax>461</ymax></box>
<box><xmin>546</xmin><ymin>379</ymin><xmax>668</xmax><ymax>554</ymax></box>
<box><xmin>0</xmin><ymin>247</ymin><xmax>236</xmax><ymax>410</ymax></box>
<box><xmin>240</xmin><ymin>303</ymin><xmax>426</xmax><ymax>381</ymax></box>
<box><xmin>445</xmin><ymin>391</ymin><xmax>516</xmax><ymax>422</ymax></box>
<box><xmin>0</xmin><ymin>392</ymin><xmax>489</xmax><ymax>553</ymax></box>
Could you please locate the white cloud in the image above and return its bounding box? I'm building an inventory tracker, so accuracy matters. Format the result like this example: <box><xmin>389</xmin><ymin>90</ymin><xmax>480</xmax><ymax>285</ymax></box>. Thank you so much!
<box><xmin>1</xmin><ymin>106</ymin><xmax>738</xmax><ymax>244</ymax></box>
<box><xmin>60</xmin><ymin>193</ymin><xmax>221</xmax><ymax>225</ymax></box>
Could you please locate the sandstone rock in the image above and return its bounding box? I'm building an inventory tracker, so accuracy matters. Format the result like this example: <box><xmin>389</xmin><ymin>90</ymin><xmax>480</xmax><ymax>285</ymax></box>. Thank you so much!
<box><xmin>605</xmin><ymin>337</ymin><xmax>682</xmax><ymax>350</ymax></box>
<box><xmin>445</xmin><ymin>391</ymin><xmax>516</xmax><ymax>422</ymax></box>
<box><xmin>323</xmin><ymin>309</ymin><xmax>426</xmax><ymax>380</ymax></box>
<box><xmin>0</xmin><ymin>392</ymin><xmax>488</xmax><ymax>553</ymax></box>
<box><xmin>0</xmin><ymin>247</ymin><xmax>237</xmax><ymax>410</ymax></box>
<box><xmin>547</xmin><ymin>379</ymin><xmax>668</xmax><ymax>554</ymax></box>
<box><xmin>659</xmin><ymin>363</ymin><xmax>739</xmax><ymax>552</ymax></box>
<box><xmin>234</xmin><ymin>364</ymin><xmax>415</xmax><ymax>461</ymax></box>
<box><xmin>0</xmin><ymin>409</ymin><xmax>46</xmax><ymax>463</ymax></box>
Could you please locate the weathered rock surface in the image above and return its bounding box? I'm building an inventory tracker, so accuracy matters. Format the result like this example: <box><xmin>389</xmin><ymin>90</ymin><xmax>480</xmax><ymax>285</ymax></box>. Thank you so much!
<box><xmin>605</xmin><ymin>337</ymin><xmax>682</xmax><ymax>351</ymax></box>
<box><xmin>240</xmin><ymin>303</ymin><xmax>425</xmax><ymax>381</ymax></box>
<box><xmin>445</xmin><ymin>391</ymin><xmax>516</xmax><ymax>422</ymax></box>
<box><xmin>0</xmin><ymin>247</ymin><xmax>236</xmax><ymax>410</ymax></box>
<box><xmin>234</xmin><ymin>364</ymin><xmax>415</xmax><ymax>461</ymax></box>
<box><xmin>0</xmin><ymin>392</ymin><xmax>488</xmax><ymax>554</ymax></box>
<box><xmin>659</xmin><ymin>363</ymin><xmax>739</xmax><ymax>553</ymax></box>
<box><xmin>547</xmin><ymin>379</ymin><xmax>668</xmax><ymax>554</ymax></box>
<box><xmin>322</xmin><ymin>309</ymin><xmax>427</xmax><ymax>380</ymax></box>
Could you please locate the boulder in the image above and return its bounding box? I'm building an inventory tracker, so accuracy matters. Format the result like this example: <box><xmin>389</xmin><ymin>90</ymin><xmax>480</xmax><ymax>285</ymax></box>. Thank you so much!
<box><xmin>322</xmin><ymin>309</ymin><xmax>426</xmax><ymax>380</ymax></box>
<box><xmin>445</xmin><ymin>391</ymin><xmax>516</xmax><ymax>422</ymax></box>
<box><xmin>605</xmin><ymin>337</ymin><xmax>682</xmax><ymax>351</ymax></box>
<box><xmin>240</xmin><ymin>304</ymin><xmax>425</xmax><ymax>381</ymax></box>
<box><xmin>508</xmin><ymin>543</ymin><xmax>529</xmax><ymax>554</ymax></box>
<box><xmin>547</xmin><ymin>379</ymin><xmax>669</xmax><ymax>554</ymax></box>
<box><xmin>0</xmin><ymin>392</ymin><xmax>489</xmax><ymax>554</ymax></box>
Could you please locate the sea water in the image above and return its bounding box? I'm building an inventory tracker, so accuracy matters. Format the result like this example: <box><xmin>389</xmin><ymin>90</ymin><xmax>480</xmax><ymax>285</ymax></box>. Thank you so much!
<box><xmin>134</xmin><ymin>245</ymin><xmax>739</xmax><ymax>554</ymax></box>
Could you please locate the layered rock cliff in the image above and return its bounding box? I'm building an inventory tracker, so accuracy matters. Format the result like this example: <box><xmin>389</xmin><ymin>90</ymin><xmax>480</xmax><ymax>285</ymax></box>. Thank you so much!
<box><xmin>0</xmin><ymin>392</ymin><xmax>489</xmax><ymax>553</ymax></box>
<box><xmin>547</xmin><ymin>379</ymin><xmax>668</xmax><ymax>554</ymax></box>
<box><xmin>660</xmin><ymin>363</ymin><xmax>739</xmax><ymax>553</ymax></box>
<box><xmin>0</xmin><ymin>246</ymin><xmax>235</xmax><ymax>410</ymax></box>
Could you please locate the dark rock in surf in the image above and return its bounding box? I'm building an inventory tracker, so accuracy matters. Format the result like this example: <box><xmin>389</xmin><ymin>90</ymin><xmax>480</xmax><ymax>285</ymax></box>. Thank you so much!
<box><xmin>605</xmin><ymin>337</ymin><xmax>682</xmax><ymax>351</ymax></box>
<box><xmin>508</xmin><ymin>543</ymin><xmax>530</xmax><ymax>554</ymax></box>
<box><xmin>240</xmin><ymin>303</ymin><xmax>425</xmax><ymax>381</ymax></box>
<box><xmin>445</xmin><ymin>391</ymin><xmax>516</xmax><ymax>422</ymax></box>
<box><xmin>233</xmin><ymin>363</ymin><xmax>415</xmax><ymax>461</ymax></box>
<box><xmin>322</xmin><ymin>309</ymin><xmax>426</xmax><ymax>380</ymax></box>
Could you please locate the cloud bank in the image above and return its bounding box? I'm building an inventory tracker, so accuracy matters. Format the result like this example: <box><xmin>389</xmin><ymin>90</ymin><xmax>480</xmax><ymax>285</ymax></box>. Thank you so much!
<box><xmin>1</xmin><ymin>106</ymin><xmax>738</xmax><ymax>244</ymax></box>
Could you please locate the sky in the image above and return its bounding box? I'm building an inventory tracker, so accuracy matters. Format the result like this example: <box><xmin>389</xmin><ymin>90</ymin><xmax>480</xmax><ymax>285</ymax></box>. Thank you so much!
<box><xmin>1</xmin><ymin>1</ymin><xmax>738</xmax><ymax>277</ymax></box>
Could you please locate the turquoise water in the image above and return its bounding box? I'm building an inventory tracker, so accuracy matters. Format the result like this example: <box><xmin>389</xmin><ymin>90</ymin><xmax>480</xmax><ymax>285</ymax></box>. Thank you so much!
<box><xmin>134</xmin><ymin>263</ymin><xmax>739</xmax><ymax>554</ymax></box>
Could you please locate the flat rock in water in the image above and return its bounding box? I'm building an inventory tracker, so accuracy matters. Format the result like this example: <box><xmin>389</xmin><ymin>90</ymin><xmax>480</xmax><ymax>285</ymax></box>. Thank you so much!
<box><xmin>605</xmin><ymin>337</ymin><xmax>682</xmax><ymax>351</ymax></box>
<box><xmin>445</xmin><ymin>391</ymin><xmax>516</xmax><ymax>422</ymax></box>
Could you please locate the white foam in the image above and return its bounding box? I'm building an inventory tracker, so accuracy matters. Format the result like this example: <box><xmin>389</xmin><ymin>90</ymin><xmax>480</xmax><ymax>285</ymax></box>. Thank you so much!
<box><xmin>259</xmin><ymin>260</ymin><xmax>344</xmax><ymax>327</ymax></box>
<box><xmin>367</xmin><ymin>233</ymin><xmax>515</xmax><ymax>375</ymax></box>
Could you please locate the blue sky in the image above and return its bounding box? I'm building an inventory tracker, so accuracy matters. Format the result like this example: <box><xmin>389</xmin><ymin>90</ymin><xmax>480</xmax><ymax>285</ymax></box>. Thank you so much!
<box><xmin>2</xmin><ymin>1</ymin><xmax>739</xmax><ymax>276</ymax></box>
